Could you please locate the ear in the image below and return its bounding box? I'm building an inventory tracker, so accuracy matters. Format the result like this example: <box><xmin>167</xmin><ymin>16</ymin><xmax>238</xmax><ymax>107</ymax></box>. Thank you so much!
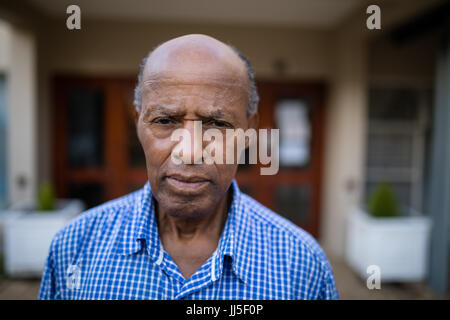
<box><xmin>245</xmin><ymin>112</ymin><xmax>259</xmax><ymax>149</ymax></box>
<box><xmin>133</xmin><ymin>108</ymin><xmax>140</xmax><ymax>126</ymax></box>
<box><xmin>133</xmin><ymin>108</ymin><xmax>143</xmax><ymax>145</ymax></box>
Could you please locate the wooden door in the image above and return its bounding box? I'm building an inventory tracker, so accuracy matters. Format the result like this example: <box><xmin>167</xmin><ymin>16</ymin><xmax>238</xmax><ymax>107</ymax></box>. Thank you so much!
<box><xmin>235</xmin><ymin>81</ymin><xmax>326</xmax><ymax>237</ymax></box>
<box><xmin>53</xmin><ymin>76</ymin><xmax>147</xmax><ymax>208</ymax></box>
<box><xmin>53</xmin><ymin>77</ymin><xmax>325</xmax><ymax>237</ymax></box>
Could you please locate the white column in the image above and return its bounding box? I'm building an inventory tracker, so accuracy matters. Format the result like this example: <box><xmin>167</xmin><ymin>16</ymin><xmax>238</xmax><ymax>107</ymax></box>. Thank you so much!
<box><xmin>7</xmin><ymin>26</ymin><xmax>37</xmax><ymax>204</ymax></box>
<box><xmin>320</xmin><ymin>25</ymin><xmax>368</xmax><ymax>257</ymax></box>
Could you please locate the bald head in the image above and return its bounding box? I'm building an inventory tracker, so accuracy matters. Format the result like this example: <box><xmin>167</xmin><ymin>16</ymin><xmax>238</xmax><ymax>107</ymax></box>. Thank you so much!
<box><xmin>134</xmin><ymin>34</ymin><xmax>259</xmax><ymax>117</ymax></box>
<box><xmin>146</xmin><ymin>34</ymin><xmax>246</xmax><ymax>81</ymax></box>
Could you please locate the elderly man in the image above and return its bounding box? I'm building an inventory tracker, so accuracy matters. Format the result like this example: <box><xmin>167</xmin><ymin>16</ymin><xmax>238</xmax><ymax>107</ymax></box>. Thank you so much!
<box><xmin>39</xmin><ymin>34</ymin><xmax>338</xmax><ymax>300</ymax></box>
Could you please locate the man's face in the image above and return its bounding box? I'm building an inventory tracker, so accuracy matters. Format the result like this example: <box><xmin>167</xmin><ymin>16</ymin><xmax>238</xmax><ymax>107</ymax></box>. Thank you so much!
<box><xmin>137</xmin><ymin>65</ymin><xmax>254</xmax><ymax>218</ymax></box>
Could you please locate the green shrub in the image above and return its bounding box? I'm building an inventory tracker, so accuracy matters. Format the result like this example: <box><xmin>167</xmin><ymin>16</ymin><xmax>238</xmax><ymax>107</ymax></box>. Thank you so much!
<box><xmin>368</xmin><ymin>182</ymin><xmax>399</xmax><ymax>218</ymax></box>
<box><xmin>38</xmin><ymin>182</ymin><xmax>56</xmax><ymax>211</ymax></box>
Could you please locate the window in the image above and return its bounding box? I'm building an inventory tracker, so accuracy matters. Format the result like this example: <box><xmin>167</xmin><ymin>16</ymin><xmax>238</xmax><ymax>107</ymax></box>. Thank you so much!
<box><xmin>67</xmin><ymin>88</ymin><xmax>104</xmax><ymax>168</ymax></box>
<box><xmin>275</xmin><ymin>98</ymin><xmax>311</xmax><ymax>168</ymax></box>
<box><xmin>365</xmin><ymin>86</ymin><xmax>431</xmax><ymax>214</ymax></box>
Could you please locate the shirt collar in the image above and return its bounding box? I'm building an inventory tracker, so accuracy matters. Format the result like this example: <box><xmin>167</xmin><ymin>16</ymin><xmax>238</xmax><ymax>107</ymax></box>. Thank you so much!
<box><xmin>210</xmin><ymin>180</ymin><xmax>253</xmax><ymax>284</ymax></box>
<box><xmin>114</xmin><ymin>179</ymin><xmax>251</xmax><ymax>284</ymax></box>
<box><xmin>112</xmin><ymin>182</ymin><xmax>155</xmax><ymax>256</ymax></box>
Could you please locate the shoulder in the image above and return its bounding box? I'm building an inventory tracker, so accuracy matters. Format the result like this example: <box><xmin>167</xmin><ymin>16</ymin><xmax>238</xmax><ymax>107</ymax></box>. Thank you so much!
<box><xmin>48</xmin><ymin>188</ymin><xmax>141</xmax><ymax>260</ymax></box>
<box><xmin>239</xmin><ymin>193</ymin><xmax>338</xmax><ymax>298</ymax></box>
<box><xmin>240</xmin><ymin>193</ymin><xmax>334</xmax><ymax>275</ymax></box>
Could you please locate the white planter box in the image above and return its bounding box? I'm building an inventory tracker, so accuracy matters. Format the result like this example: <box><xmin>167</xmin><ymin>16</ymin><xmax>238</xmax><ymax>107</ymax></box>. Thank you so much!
<box><xmin>0</xmin><ymin>199</ymin><xmax>84</xmax><ymax>277</ymax></box>
<box><xmin>346</xmin><ymin>207</ymin><xmax>432</xmax><ymax>282</ymax></box>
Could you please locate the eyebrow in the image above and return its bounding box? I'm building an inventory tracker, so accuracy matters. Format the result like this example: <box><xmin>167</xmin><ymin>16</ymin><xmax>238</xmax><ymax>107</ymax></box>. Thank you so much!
<box><xmin>143</xmin><ymin>105</ymin><xmax>231</xmax><ymax>120</ymax></box>
<box><xmin>143</xmin><ymin>106</ymin><xmax>182</xmax><ymax>117</ymax></box>
<box><xmin>200</xmin><ymin>109</ymin><xmax>226</xmax><ymax>119</ymax></box>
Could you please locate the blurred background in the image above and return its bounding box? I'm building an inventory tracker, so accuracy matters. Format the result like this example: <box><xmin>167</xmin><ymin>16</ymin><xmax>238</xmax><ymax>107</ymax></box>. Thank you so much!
<box><xmin>0</xmin><ymin>0</ymin><xmax>449</xmax><ymax>299</ymax></box>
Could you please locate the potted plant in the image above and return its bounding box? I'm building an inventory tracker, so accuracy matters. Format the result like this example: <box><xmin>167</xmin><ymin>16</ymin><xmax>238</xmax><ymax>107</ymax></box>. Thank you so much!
<box><xmin>0</xmin><ymin>182</ymin><xmax>84</xmax><ymax>277</ymax></box>
<box><xmin>346</xmin><ymin>182</ymin><xmax>432</xmax><ymax>282</ymax></box>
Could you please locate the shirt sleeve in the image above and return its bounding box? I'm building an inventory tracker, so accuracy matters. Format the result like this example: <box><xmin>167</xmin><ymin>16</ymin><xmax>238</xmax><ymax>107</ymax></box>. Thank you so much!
<box><xmin>38</xmin><ymin>242</ymin><xmax>57</xmax><ymax>300</ymax></box>
<box><xmin>317</xmin><ymin>266</ymin><xmax>339</xmax><ymax>300</ymax></box>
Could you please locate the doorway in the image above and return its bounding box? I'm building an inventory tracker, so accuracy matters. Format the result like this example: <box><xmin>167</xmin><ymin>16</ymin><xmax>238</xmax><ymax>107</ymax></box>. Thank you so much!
<box><xmin>235</xmin><ymin>81</ymin><xmax>326</xmax><ymax>237</ymax></box>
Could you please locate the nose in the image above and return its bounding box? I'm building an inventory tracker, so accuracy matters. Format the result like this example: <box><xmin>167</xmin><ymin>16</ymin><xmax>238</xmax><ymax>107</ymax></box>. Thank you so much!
<box><xmin>177</xmin><ymin>120</ymin><xmax>203</xmax><ymax>164</ymax></box>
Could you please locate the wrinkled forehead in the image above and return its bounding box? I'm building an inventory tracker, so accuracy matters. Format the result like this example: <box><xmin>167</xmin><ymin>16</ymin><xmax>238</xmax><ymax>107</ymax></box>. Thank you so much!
<box><xmin>143</xmin><ymin>55</ymin><xmax>248</xmax><ymax>106</ymax></box>
<box><xmin>143</xmin><ymin>38</ymin><xmax>248</xmax><ymax>89</ymax></box>
<box><xmin>142</xmin><ymin>72</ymin><xmax>247</xmax><ymax>98</ymax></box>
<box><xmin>141</xmin><ymin>76</ymin><xmax>249</xmax><ymax>120</ymax></box>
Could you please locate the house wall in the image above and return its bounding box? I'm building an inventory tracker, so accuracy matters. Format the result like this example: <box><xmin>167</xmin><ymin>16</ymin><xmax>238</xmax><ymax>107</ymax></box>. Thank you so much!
<box><xmin>320</xmin><ymin>14</ymin><xmax>369</xmax><ymax>257</ymax></box>
<box><xmin>38</xmin><ymin>20</ymin><xmax>333</xmax><ymax>77</ymax></box>
<box><xmin>2</xmin><ymin>10</ymin><xmax>438</xmax><ymax>258</ymax></box>
<box><xmin>0</xmin><ymin>21</ymin><xmax>10</xmax><ymax>71</ymax></box>
<box><xmin>0</xmin><ymin>20</ymin><xmax>37</xmax><ymax>205</ymax></box>
<box><xmin>369</xmin><ymin>31</ymin><xmax>437</xmax><ymax>85</ymax></box>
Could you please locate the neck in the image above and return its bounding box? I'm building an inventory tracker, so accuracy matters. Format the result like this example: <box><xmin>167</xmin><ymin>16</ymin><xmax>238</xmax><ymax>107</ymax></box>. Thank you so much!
<box><xmin>156</xmin><ymin>191</ymin><xmax>231</xmax><ymax>243</ymax></box>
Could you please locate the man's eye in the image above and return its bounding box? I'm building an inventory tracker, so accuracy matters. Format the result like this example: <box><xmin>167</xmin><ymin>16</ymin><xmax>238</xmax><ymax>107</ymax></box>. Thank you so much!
<box><xmin>209</xmin><ymin>120</ymin><xmax>230</xmax><ymax>128</ymax></box>
<box><xmin>153</xmin><ymin>118</ymin><xmax>173</xmax><ymax>125</ymax></box>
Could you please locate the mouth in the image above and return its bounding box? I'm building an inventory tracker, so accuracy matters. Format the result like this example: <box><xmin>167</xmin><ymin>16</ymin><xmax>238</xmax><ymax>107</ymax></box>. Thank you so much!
<box><xmin>164</xmin><ymin>174</ymin><xmax>211</xmax><ymax>194</ymax></box>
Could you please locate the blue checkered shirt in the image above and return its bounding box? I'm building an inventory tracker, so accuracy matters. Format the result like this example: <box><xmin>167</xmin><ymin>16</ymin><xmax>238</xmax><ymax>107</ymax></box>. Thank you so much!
<box><xmin>38</xmin><ymin>180</ymin><xmax>338</xmax><ymax>300</ymax></box>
